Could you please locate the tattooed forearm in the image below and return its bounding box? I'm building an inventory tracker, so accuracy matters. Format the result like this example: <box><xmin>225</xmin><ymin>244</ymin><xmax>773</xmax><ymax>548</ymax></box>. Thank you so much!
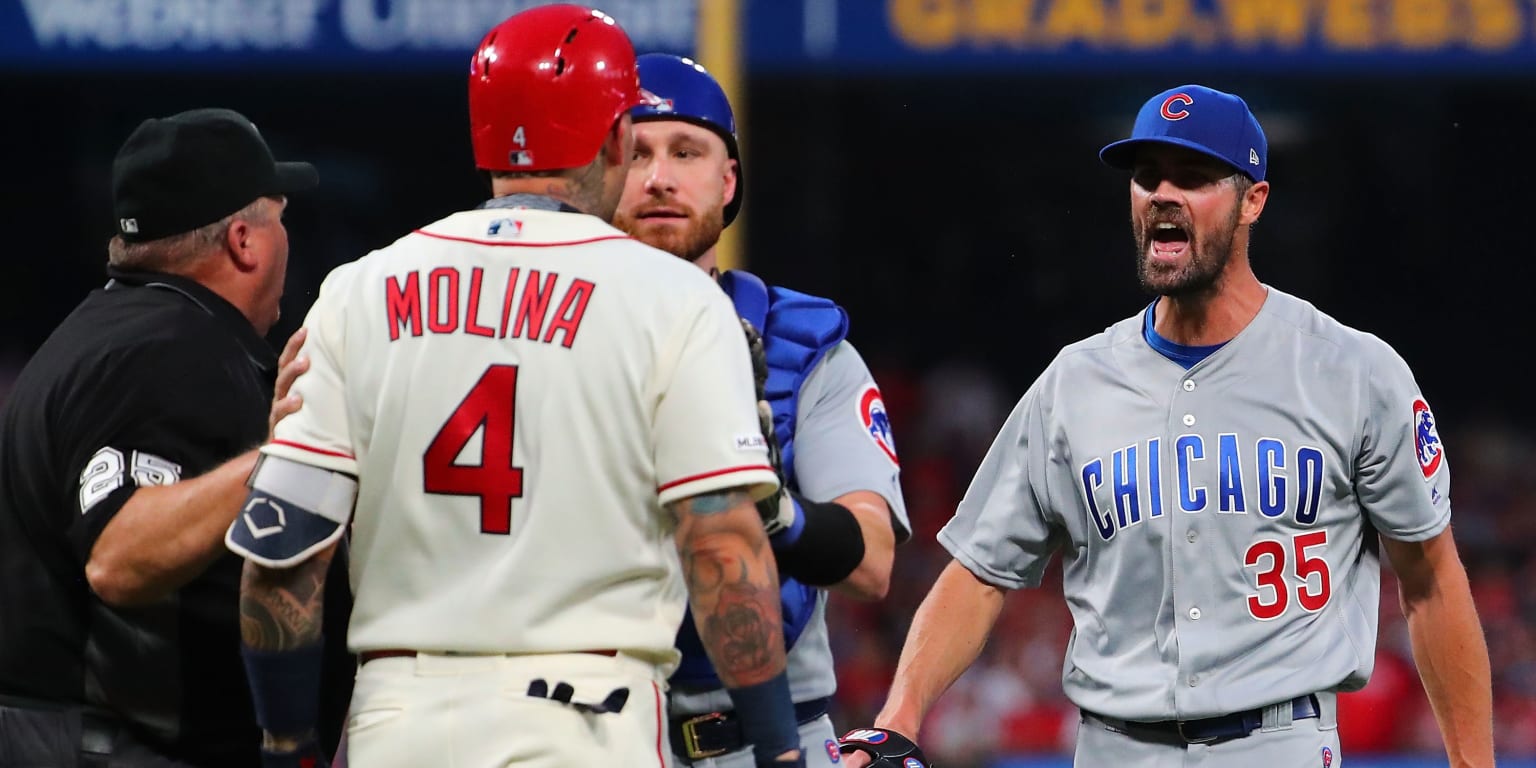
<box><xmin>239</xmin><ymin>545</ymin><xmax>335</xmax><ymax>651</ymax></box>
<box><xmin>700</xmin><ymin>578</ymin><xmax>780</xmax><ymax>683</ymax></box>
<box><xmin>672</xmin><ymin>488</ymin><xmax>754</xmax><ymax>516</ymax></box>
<box><xmin>672</xmin><ymin>486</ymin><xmax>786</xmax><ymax>688</ymax></box>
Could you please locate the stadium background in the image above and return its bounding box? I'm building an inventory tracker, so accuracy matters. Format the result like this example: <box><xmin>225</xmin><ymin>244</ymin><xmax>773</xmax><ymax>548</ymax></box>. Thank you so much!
<box><xmin>3</xmin><ymin>1</ymin><xmax>1535</xmax><ymax>765</ymax></box>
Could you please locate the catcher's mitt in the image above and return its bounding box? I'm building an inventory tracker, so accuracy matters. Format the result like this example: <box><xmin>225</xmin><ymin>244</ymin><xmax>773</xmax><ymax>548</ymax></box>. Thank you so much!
<box><xmin>837</xmin><ymin>728</ymin><xmax>933</xmax><ymax>767</ymax></box>
<box><xmin>740</xmin><ymin>318</ymin><xmax>793</xmax><ymax>535</ymax></box>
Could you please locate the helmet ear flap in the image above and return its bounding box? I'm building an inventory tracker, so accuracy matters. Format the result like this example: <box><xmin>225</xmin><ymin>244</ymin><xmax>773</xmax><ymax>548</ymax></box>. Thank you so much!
<box><xmin>468</xmin><ymin>5</ymin><xmax>649</xmax><ymax>173</ymax></box>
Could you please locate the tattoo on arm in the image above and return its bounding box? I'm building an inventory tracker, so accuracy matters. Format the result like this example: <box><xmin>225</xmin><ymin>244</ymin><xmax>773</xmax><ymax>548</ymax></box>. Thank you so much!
<box><xmin>675</xmin><ymin>488</ymin><xmax>752</xmax><ymax>516</ymax></box>
<box><xmin>670</xmin><ymin>487</ymin><xmax>786</xmax><ymax>687</ymax></box>
<box><xmin>239</xmin><ymin>547</ymin><xmax>335</xmax><ymax>651</ymax></box>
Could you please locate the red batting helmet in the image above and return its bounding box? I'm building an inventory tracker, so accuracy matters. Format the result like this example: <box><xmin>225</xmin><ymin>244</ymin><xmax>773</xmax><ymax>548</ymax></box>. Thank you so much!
<box><xmin>468</xmin><ymin>4</ymin><xmax>657</xmax><ymax>172</ymax></box>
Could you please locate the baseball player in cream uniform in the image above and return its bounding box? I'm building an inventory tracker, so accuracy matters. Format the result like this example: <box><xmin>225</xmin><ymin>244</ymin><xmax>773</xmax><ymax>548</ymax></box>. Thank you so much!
<box><xmin>226</xmin><ymin>7</ymin><xmax>807</xmax><ymax>768</ymax></box>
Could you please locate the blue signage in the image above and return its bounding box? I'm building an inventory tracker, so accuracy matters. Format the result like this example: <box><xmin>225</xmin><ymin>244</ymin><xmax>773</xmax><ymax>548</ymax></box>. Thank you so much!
<box><xmin>6</xmin><ymin>0</ymin><xmax>1536</xmax><ymax>73</ymax></box>
<box><xmin>0</xmin><ymin>0</ymin><xmax>696</xmax><ymax>72</ymax></box>
<box><xmin>746</xmin><ymin>0</ymin><xmax>1536</xmax><ymax>74</ymax></box>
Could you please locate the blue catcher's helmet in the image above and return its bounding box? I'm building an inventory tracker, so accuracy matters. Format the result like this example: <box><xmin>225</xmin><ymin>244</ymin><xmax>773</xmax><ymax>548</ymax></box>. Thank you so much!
<box><xmin>631</xmin><ymin>53</ymin><xmax>743</xmax><ymax>226</ymax></box>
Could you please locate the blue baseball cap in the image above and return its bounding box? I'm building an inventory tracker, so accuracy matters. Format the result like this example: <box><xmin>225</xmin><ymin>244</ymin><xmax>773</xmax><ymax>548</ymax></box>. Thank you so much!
<box><xmin>631</xmin><ymin>53</ymin><xmax>744</xmax><ymax>226</ymax></box>
<box><xmin>1099</xmin><ymin>85</ymin><xmax>1267</xmax><ymax>182</ymax></box>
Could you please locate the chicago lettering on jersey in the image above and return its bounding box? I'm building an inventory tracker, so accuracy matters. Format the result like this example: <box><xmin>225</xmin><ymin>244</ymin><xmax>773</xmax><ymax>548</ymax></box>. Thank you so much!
<box><xmin>1080</xmin><ymin>434</ymin><xmax>1325</xmax><ymax>541</ymax></box>
<box><xmin>385</xmin><ymin>267</ymin><xmax>596</xmax><ymax>348</ymax></box>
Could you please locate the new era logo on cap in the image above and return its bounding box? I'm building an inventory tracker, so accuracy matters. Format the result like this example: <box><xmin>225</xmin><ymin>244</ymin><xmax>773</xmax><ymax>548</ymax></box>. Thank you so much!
<box><xmin>119</xmin><ymin>218</ymin><xmax>139</xmax><ymax>234</ymax></box>
<box><xmin>1099</xmin><ymin>84</ymin><xmax>1269</xmax><ymax>182</ymax></box>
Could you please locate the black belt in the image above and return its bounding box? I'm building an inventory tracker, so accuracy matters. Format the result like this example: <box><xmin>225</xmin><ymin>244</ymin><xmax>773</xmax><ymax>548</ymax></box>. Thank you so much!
<box><xmin>1086</xmin><ymin>694</ymin><xmax>1320</xmax><ymax>745</ymax></box>
<box><xmin>671</xmin><ymin>697</ymin><xmax>831</xmax><ymax>761</ymax></box>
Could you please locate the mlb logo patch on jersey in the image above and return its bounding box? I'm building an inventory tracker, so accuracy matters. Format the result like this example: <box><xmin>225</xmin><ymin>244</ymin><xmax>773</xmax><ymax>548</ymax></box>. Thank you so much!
<box><xmin>1412</xmin><ymin>398</ymin><xmax>1444</xmax><ymax>478</ymax></box>
<box><xmin>487</xmin><ymin>218</ymin><xmax>524</xmax><ymax>237</ymax></box>
<box><xmin>857</xmin><ymin>385</ymin><xmax>899</xmax><ymax>467</ymax></box>
<box><xmin>1320</xmin><ymin>745</ymin><xmax>1334</xmax><ymax>767</ymax></box>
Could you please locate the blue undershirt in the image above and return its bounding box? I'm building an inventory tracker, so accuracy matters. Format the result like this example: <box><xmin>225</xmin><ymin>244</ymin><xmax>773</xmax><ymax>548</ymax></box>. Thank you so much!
<box><xmin>1142</xmin><ymin>301</ymin><xmax>1227</xmax><ymax>370</ymax></box>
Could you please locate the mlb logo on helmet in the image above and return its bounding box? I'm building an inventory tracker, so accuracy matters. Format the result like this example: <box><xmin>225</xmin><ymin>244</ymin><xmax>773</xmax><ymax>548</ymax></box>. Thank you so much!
<box><xmin>858</xmin><ymin>385</ymin><xmax>899</xmax><ymax>466</ymax></box>
<box><xmin>904</xmin><ymin>759</ymin><xmax>926</xmax><ymax>768</ymax></box>
<box><xmin>1413</xmin><ymin>398</ymin><xmax>1444</xmax><ymax>478</ymax></box>
<box><xmin>824</xmin><ymin>739</ymin><xmax>841</xmax><ymax>763</ymax></box>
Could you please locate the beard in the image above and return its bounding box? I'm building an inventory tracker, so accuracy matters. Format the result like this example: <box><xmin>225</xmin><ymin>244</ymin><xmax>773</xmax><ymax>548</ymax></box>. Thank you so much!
<box><xmin>615</xmin><ymin>203</ymin><xmax>725</xmax><ymax>264</ymax></box>
<box><xmin>1132</xmin><ymin>199</ymin><xmax>1242</xmax><ymax>298</ymax></box>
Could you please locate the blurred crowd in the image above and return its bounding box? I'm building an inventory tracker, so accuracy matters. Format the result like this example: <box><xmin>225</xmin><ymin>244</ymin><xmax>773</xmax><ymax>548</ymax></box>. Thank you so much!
<box><xmin>827</xmin><ymin>360</ymin><xmax>1536</xmax><ymax>767</ymax></box>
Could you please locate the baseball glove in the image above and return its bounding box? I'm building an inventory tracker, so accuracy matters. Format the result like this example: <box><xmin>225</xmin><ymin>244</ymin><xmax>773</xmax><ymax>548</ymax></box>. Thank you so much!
<box><xmin>740</xmin><ymin>318</ymin><xmax>794</xmax><ymax>535</ymax></box>
<box><xmin>837</xmin><ymin>728</ymin><xmax>933</xmax><ymax>767</ymax></box>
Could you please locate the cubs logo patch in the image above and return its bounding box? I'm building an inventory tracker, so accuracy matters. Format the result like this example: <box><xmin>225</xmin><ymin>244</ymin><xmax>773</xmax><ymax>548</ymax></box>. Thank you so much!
<box><xmin>1413</xmin><ymin>398</ymin><xmax>1443</xmax><ymax>478</ymax></box>
<box><xmin>1161</xmin><ymin>92</ymin><xmax>1193</xmax><ymax>120</ymax></box>
<box><xmin>1320</xmin><ymin>745</ymin><xmax>1333</xmax><ymax>767</ymax></box>
<box><xmin>841</xmin><ymin>729</ymin><xmax>888</xmax><ymax>744</ymax></box>
<box><xmin>824</xmin><ymin>739</ymin><xmax>841</xmax><ymax>763</ymax></box>
<box><xmin>858</xmin><ymin>385</ymin><xmax>899</xmax><ymax>467</ymax></box>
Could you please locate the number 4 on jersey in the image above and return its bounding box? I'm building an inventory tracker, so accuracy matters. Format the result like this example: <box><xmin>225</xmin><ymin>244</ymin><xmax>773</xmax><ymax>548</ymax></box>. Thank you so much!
<box><xmin>423</xmin><ymin>365</ymin><xmax>524</xmax><ymax>534</ymax></box>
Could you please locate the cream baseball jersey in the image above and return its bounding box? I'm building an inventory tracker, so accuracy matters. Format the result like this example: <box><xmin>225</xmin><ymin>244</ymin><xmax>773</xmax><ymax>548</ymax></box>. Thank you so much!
<box><xmin>939</xmin><ymin>288</ymin><xmax>1451</xmax><ymax>721</ymax></box>
<box><xmin>262</xmin><ymin>206</ymin><xmax>778</xmax><ymax>669</ymax></box>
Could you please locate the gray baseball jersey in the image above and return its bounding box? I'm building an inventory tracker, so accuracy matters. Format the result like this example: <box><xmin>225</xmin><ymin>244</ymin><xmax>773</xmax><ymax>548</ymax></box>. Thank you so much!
<box><xmin>672</xmin><ymin>340</ymin><xmax>911</xmax><ymax>719</ymax></box>
<box><xmin>939</xmin><ymin>287</ymin><xmax>1450</xmax><ymax>722</ymax></box>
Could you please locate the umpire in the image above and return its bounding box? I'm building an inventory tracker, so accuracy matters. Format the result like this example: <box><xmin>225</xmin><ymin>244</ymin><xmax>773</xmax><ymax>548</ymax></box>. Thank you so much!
<box><xmin>0</xmin><ymin>109</ymin><xmax>350</xmax><ymax>767</ymax></box>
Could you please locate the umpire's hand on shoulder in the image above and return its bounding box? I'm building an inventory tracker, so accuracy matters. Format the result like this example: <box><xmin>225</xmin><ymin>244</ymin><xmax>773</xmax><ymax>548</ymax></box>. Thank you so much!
<box><xmin>269</xmin><ymin>328</ymin><xmax>309</xmax><ymax>440</ymax></box>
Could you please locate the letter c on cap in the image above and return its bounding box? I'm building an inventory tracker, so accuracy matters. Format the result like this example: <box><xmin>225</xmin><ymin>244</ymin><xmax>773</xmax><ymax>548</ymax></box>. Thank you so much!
<box><xmin>1161</xmin><ymin>93</ymin><xmax>1193</xmax><ymax>121</ymax></box>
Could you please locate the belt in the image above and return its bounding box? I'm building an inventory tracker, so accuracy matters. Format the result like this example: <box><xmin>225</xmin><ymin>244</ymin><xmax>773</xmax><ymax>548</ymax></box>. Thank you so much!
<box><xmin>1086</xmin><ymin>694</ymin><xmax>1320</xmax><ymax>745</ymax></box>
<box><xmin>671</xmin><ymin>697</ymin><xmax>831</xmax><ymax>761</ymax></box>
<box><xmin>358</xmin><ymin>648</ymin><xmax>631</xmax><ymax>716</ymax></box>
<box><xmin>359</xmin><ymin>648</ymin><xmax>618</xmax><ymax>664</ymax></box>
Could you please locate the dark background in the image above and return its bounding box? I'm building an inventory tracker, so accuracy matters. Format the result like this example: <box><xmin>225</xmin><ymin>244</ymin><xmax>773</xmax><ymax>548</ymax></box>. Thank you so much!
<box><xmin>4</xmin><ymin>71</ymin><xmax>1526</xmax><ymax>428</ymax></box>
<box><xmin>5</xmin><ymin>20</ymin><xmax>1536</xmax><ymax>768</ymax></box>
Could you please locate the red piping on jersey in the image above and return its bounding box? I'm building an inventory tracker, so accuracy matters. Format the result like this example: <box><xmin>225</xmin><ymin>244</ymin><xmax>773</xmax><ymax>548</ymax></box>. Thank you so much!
<box><xmin>657</xmin><ymin>464</ymin><xmax>775</xmax><ymax>493</ymax></box>
<box><xmin>269</xmin><ymin>439</ymin><xmax>356</xmax><ymax>459</ymax></box>
<box><xmin>412</xmin><ymin>230</ymin><xmax>635</xmax><ymax>248</ymax></box>
<box><xmin>652</xmin><ymin>682</ymin><xmax>664</xmax><ymax>768</ymax></box>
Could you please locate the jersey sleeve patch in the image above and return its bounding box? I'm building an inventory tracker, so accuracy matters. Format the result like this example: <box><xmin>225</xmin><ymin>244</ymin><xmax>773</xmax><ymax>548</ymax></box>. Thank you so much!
<box><xmin>857</xmin><ymin>384</ymin><xmax>899</xmax><ymax>467</ymax></box>
<box><xmin>1412</xmin><ymin>398</ymin><xmax>1444</xmax><ymax>479</ymax></box>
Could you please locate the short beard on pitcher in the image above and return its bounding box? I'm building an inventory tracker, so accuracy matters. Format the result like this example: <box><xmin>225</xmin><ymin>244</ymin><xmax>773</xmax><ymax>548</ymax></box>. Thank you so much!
<box><xmin>1133</xmin><ymin>197</ymin><xmax>1242</xmax><ymax>299</ymax></box>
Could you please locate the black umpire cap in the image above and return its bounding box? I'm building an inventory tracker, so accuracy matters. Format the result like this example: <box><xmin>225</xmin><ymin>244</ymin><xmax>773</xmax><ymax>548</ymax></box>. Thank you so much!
<box><xmin>111</xmin><ymin>107</ymin><xmax>318</xmax><ymax>243</ymax></box>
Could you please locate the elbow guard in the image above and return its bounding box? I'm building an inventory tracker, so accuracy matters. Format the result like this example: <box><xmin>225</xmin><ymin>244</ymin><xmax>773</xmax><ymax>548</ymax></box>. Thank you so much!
<box><xmin>769</xmin><ymin>493</ymin><xmax>865</xmax><ymax>587</ymax></box>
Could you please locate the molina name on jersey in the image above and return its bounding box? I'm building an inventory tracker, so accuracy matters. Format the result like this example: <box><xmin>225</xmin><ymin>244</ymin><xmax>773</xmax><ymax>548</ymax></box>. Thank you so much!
<box><xmin>383</xmin><ymin>261</ymin><xmax>595</xmax><ymax>348</ymax></box>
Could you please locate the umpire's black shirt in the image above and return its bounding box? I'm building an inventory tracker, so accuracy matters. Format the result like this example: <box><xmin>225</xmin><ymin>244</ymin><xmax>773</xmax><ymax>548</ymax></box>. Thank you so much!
<box><xmin>0</xmin><ymin>267</ymin><xmax>335</xmax><ymax>767</ymax></box>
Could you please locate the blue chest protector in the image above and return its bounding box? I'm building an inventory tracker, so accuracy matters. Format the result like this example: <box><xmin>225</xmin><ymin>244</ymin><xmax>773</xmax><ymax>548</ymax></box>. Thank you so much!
<box><xmin>670</xmin><ymin>270</ymin><xmax>850</xmax><ymax>689</ymax></box>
